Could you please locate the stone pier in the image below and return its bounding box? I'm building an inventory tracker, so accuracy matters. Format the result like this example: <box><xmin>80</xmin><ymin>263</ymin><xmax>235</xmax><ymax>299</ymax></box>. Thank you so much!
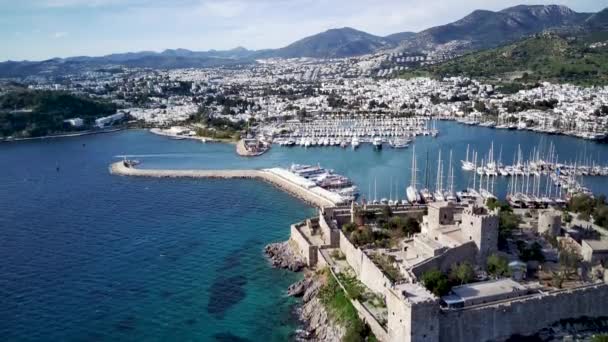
<box><xmin>109</xmin><ymin>161</ymin><xmax>338</xmax><ymax>208</ymax></box>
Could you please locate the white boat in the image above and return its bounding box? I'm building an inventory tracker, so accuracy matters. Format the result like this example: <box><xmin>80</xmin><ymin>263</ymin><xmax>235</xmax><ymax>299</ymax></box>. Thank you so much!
<box><xmin>351</xmin><ymin>137</ymin><xmax>360</xmax><ymax>149</ymax></box>
<box><xmin>461</xmin><ymin>144</ymin><xmax>476</xmax><ymax>171</ymax></box>
<box><xmin>389</xmin><ymin>137</ymin><xmax>410</xmax><ymax>149</ymax></box>
<box><xmin>373</xmin><ymin>137</ymin><xmax>383</xmax><ymax>150</ymax></box>
<box><xmin>406</xmin><ymin>146</ymin><xmax>422</xmax><ymax>203</ymax></box>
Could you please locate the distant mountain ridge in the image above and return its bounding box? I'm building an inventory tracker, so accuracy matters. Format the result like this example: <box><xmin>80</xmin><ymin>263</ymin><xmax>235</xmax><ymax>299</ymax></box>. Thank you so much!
<box><xmin>404</xmin><ymin>32</ymin><xmax>608</xmax><ymax>86</ymax></box>
<box><xmin>1</xmin><ymin>4</ymin><xmax>607</xmax><ymax>77</ymax></box>
<box><xmin>398</xmin><ymin>4</ymin><xmax>595</xmax><ymax>53</ymax></box>
<box><xmin>265</xmin><ymin>27</ymin><xmax>409</xmax><ymax>58</ymax></box>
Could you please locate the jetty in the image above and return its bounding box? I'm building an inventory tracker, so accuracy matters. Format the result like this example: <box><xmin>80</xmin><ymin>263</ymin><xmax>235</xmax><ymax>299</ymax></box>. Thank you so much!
<box><xmin>109</xmin><ymin>161</ymin><xmax>344</xmax><ymax>208</ymax></box>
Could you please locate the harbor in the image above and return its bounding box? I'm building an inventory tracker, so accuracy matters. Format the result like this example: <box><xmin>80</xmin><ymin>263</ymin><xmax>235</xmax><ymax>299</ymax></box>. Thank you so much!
<box><xmin>110</xmin><ymin>121</ymin><xmax>608</xmax><ymax>205</ymax></box>
<box><xmin>270</xmin><ymin>117</ymin><xmax>438</xmax><ymax>149</ymax></box>
<box><xmin>110</xmin><ymin>160</ymin><xmax>353</xmax><ymax>208</ymax></box>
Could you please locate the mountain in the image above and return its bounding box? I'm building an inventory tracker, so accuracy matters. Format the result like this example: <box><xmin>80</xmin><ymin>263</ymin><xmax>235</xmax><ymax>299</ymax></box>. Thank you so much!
<box><xmin>383</xmin><ymin>32</ymin><xmax>417</xmax><ymax>44</ymax></box>
<box><xmin>398</xmin><ymin>5</ymin><xmax>593</xmax><ymax>53</ymax></box>
<box><xmin>1</xmin><ymin>5</ymin><xmax>607</xmax><ymax>77</ymax></box>
<box><xmin>586</xmin><ymin>8</ymin><xmax>608</xmax><ymax>30</ymax></box>
<box><xmin>268</xmin><ymin>27</ymin><xmax>395</xmax><ymax>58</ymax></box>
<box><xmin>404</xmin><ymin>32</ymin><xmax>608</xmax><ymax>86</ymax></box>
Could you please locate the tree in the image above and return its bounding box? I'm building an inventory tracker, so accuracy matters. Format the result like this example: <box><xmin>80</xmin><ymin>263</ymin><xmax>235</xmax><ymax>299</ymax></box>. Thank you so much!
<box><xmin>518</xmin><ymin>241</ymin><xmax>545</xmax><ymax>262</ymax></box>
<box><xmin>559</xmin><ymin>245</ymin><xmax>582</xmax><ymax>278</ymax></box>
<box><xmin>421</xmin><ymin>268</ymin><xmax>450</xmax><ymax>296</ymax></box>
<box><xmin>450</xmin><ymin>262</ymin><xmax>475</xmax><ymax>285</ymax></box>
<box><xmin>350</xmin><ymin>226</ymin><xmax>374</xmax><ymax>246</ymax></box>
<box><xmin>381</xmin><ymin>205</ymin><xmax>393</xmax><ymax>220</ymax></box>
<box><xmin>403</xmin><ymin>217</ymin><xmax>421</xmax><ymax>237</ymax></box>
<box><xmin>591</xmin><ymin>334</ymin><xmax>608</xmax><ymax>342</ymax></box>
<box><xmin>343</xmin><ymin>222</ymin><xmax>358</xmax><ymax>234</ymax></box>
<box><xmin>487</xmin><ymin>254</ymin><xmax>510</xmax><ymax>278</ymax></box>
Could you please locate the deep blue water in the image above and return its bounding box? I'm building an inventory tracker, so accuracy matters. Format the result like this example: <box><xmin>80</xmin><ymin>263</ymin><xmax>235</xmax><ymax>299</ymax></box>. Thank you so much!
<box><xmin>0</xmin><ymin>133</ymin><xmax>315</xmax><ymax>342</ymax></box>
<box><xmin>1</xmin><ymin>121</ymin><xmax>608</xmax><ymax>341</ymax></box>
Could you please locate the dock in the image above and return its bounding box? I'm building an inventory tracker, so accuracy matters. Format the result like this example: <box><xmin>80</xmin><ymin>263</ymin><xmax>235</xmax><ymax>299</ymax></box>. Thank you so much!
<box><xmin>109</xmin><ymin>161</ymin><xmax>344</xmax><ymax>208</ymax></box>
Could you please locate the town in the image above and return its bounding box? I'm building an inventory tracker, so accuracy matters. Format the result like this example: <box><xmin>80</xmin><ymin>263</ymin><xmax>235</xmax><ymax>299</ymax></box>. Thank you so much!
<box><xmin>3</xmin><ymin>54</ymin><xmax>607</xmax><ymax>143</ymax></box>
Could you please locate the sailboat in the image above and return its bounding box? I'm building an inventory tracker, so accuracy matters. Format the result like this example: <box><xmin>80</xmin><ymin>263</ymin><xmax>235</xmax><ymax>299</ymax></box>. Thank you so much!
<box><xmin>445</xmin><ymin>150</ymin><xmax>457</xmax><ymax>201</ymax></box>
<box><xmin>406</xmin><ymin>146</ymin><xmax>422</xmax><ymax>203</ymax></box>
<box><xmin>434</xmin><ymin>149</ymin><xmax>445</xmax><ymax>201</ymax></box>
<box><xmin>461</xmin><ymin>144</ymin><xmax>475</xmax><ymax>171</ymax></box>
<box><xmin>420</xmin><ymin>150</ymin><xmax>434</xmax><ymax>203</ymax></box>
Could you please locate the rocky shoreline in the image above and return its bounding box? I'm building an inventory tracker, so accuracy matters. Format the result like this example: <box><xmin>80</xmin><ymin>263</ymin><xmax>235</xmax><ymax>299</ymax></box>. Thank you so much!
<box><xmin>264</xmin><ymin>241</ymin><xmax>344</xmax><ymax>342</ymax></box>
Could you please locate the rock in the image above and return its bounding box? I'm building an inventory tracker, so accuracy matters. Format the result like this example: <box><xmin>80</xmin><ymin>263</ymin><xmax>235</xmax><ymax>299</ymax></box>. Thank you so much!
<box><xmin>293</xmin><ymin>276</ymin><xmax>344</xmax><ymax>342</ymax></box>
<box><xmin>264</xmin><ymin>241</ymin><xmax>306</xmax><ymax>272</ymax></box>
<box><xmin>287</xmin><ymin>278</ymin><xmax>311</xmax><ymax>297</ymax></box>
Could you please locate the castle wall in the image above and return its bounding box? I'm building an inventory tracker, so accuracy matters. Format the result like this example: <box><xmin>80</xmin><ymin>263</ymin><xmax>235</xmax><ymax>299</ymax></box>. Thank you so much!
<box><xmin>339</xmin><ymin>230</ymin><xmax>392</xmax><ymax>294</ymax></box>
<box><xmin>386</xmin><ymin>288</ymin><xmax>439</xmax><ymax>342</ymax></box>
<box><xmin>410</xmin><ymin>242</ymin><xmax>478</xmax><ymax>278</ymax></box>
<box><xmin>290</xmin><ymin>224</ymin><xmax>317</xmax><ymax>266</ymax></box>
<box><xmin>438</xmin><ymin>283</ymin><xmax>608</xmax><ymax>342</ymax></box>
<box><xmin>319</xmin><ymin>211</ymin><xmax>340</xmax><ymax>247</ymax></box>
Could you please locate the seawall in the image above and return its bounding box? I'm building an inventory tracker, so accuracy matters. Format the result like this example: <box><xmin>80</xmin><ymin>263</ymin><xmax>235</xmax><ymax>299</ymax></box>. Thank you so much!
<box><xmin>109</xmin><ymin>162</ymin><xmax>336</xmax><ymax>208</ymax></box>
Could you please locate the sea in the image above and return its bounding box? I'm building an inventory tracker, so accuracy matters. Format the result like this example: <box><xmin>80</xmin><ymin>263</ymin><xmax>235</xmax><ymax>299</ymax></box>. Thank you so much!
<box><xmin>1</xmin><ymin>121</ymin><xmax>607</xmax><ymax>341</ymax></box>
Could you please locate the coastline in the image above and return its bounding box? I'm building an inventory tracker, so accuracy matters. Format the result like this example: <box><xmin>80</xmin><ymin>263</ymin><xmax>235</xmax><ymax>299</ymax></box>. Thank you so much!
<box><xmin>265</xmin><ymin>241</ymin><xmax>344</xmax><ymax>341</ymax></box>
<box><xmin>236</xmin><ymin>139</ymin><xmax>270</xmax><ymax>157</ymax></box>
<box><xmin>149</xmin><ymin>127</ymin><xmax>237</xmax><ymax>144</ymax></box>
<box><xmin>1</xmin><ymin>128</ymin><xmax>124</xmax><ymax>143</ymax></box>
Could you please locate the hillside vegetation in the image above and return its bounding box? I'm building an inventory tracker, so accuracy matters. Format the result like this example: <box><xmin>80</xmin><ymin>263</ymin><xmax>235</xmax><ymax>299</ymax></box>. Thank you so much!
<box><xmin>402</xmin><ymin>33</ymin><xmax>608</xmax><ymax>86</ymax></box>
<box><xmin>0</xmin><ymin>90</ymin><xmax>117</xmax><ymax>138</ymax></box>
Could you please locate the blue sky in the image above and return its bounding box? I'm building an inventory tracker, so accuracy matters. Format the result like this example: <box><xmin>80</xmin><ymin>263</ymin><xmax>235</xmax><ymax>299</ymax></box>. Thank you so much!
<box><xmin>1</xmin><ymin>0</ymin><xmax>607</xmax><ymax>61</ymax></box>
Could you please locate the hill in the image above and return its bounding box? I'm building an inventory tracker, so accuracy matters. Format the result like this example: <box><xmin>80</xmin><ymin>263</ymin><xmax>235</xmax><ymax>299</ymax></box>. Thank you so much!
<box><xmin>402</xmin><ymin>33</ymin><xmax>608</xmax><ymax>86</ymax></box>
<box><xmin>0</xmin><ymin>90</ymin><xmax>118</xmax><ymax>138</ymax></box>
<box><xmin>269</xmin><ymin>27</ymin><xmax>395</xmax><ymax>58</ymax></box>
<box><xmin>398</xmin><ymin>5</ymin><xmax>593</xmax><ymax>53</ymax></box>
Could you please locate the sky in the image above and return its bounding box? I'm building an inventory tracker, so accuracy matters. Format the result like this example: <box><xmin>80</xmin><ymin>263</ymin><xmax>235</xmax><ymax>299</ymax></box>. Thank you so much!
<box><xmin>1</xmin><ymin>0</ymin><xmax>607</xmax><ymax>61</ymax></box>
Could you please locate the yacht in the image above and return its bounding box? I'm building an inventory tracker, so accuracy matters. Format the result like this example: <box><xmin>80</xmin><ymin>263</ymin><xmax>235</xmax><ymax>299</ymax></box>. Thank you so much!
<box><xmin>351</xmin><ymin>136</ymin><xmax>360</xmax><ymax>149</ymax></box>
<box><xmin>389</xmin><ymin>137</ymin><xmax>410</xmax><ymax>149</ymax></box>
<box><xmin>373</xmin><ymin>137</ymin><xmax>383</xmax><ymax>150</ymax></box>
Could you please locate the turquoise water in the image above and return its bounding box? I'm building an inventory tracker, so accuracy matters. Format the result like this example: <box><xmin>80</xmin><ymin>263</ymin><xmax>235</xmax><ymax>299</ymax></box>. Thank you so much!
<box><xmin>0</xmin><ymin>134</ymin><xmax>315</xmax><ymax>341</ymax></box>
<box><xmin>1</xmin><ymin>121</ymin><xmax>608</xmax><ymax>341</ymax></box>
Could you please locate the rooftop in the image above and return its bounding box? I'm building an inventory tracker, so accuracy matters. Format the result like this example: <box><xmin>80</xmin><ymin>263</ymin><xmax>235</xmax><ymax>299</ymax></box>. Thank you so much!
<box><xmin>582</xmin><ymin>239</ymin><xmax>608</xmax><ymax>252</ymax></box>
<box><xmin>449</xmin><ymin>279</ymin><xmax>526</xmax><ymax>302</ymax></box>
<box><xmin>394</xmin><ymin>283</ymin><xmax>436</xmax><ymax>304</ymax></box>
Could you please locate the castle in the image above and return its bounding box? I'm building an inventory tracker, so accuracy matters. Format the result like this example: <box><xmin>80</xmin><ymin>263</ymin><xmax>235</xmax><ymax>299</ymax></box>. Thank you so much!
<box><xmin>289</xmin><ymin>201</ymin><xmax>608</xmax><ymax>342</ymax></box>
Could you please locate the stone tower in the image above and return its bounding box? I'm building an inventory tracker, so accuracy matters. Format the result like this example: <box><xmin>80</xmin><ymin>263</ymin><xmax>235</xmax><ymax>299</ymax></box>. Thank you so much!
<box><xmin>538</xmin><ymin>209</ymin><xmax>562</xmax><ymax>237</ymax></box>
<box><xmin>460</xmin><ymin>205</ymin><xmax>499</xmax><ymax>265</ymax></box>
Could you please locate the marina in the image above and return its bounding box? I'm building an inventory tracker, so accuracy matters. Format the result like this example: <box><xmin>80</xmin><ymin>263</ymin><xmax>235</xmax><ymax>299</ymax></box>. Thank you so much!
<box><xmin>460</xmin><ymin>141</ymin><xmax>608</xmax><ymax>208</ymax></box>
<box><xmin>453</xmin><ymin>116</ymin><xmax>608</xmax><ymax>142</ymax></box>
<box><xmin>272</xmin><ymin>117</ymin><xmax>437</xmax><ymax>149</ymax></box>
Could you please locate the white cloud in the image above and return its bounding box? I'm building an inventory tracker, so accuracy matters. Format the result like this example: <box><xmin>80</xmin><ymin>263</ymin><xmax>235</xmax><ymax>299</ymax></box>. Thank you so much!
<box><xmin>52</xmin><ymin>31</ymin><xmax>68</xmax><ymax>38</ymax></box>
<box><xmin>198</xmin><ymin>1</ymin><xmax>247</xmax><ymax>18</ymax></box>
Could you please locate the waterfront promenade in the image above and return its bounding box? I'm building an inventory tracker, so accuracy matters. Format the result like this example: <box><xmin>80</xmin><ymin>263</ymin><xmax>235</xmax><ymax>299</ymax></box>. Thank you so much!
<box><xmin>109</xmin><ymin>162</ymin><xmax>338</xmax><ymax>208</ymax></box>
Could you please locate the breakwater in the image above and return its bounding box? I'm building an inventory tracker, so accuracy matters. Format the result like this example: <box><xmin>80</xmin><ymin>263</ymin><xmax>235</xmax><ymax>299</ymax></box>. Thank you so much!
<box><xmin>109</xmin><ymin>162</ymin><xmax>339</xmax><ymax>208</ymax></box>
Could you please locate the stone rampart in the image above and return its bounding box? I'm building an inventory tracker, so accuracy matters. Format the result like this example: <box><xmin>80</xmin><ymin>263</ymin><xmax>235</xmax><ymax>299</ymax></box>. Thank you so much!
<box><xmin>290</xmin><ymin>223</ymin><xmax>318</xmax><ymax>266</ymax></box>
<box><xmin>339</xmin><ymin>230</ymin><xmax>393</xmax><ymax>294</ymax></box>
<box><xmin>438</xmin><ymin>283</ymin><xmax>608</xmax><ymax>342</ymax></box>
<box><xmin>319</xmin><ymin>211</ymin><xmax>340</xmax><ymax>247</ymax></box>
<box><xmin>410</xmin><ymin>242</ymin><xmax>477</xmax><ymax>278</ymax></box>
